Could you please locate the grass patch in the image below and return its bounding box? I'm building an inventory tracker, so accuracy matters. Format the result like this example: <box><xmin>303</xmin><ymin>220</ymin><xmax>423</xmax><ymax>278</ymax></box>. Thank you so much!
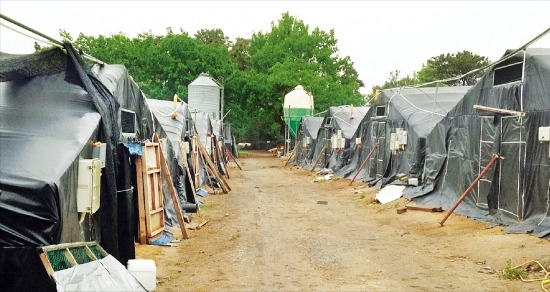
<box><xmin>229</xmin><ymin>233</ymin><xmax>241</xmax><ymax>241</ymax></box>
<box><xmin>501</xmin><ymin>259</ymin><xmax>525</xmax><ymax>280</ymax></box>
<box><xmin>359</xmin><ymin>194</ymin><xmax>366</xmax><ymax>199</ymax></box>
<box><xmin>237</xmin><ymin>150</ymin><xmax>249</xmax><ymax>156</ymax></box>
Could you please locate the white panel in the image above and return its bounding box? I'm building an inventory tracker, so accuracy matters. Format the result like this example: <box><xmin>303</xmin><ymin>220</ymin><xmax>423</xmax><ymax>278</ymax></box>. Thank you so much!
<box><xmin>77</xmin><ymin>159</ymin><xmax>101</xmax><ymax>214</ymax></box>
<box><xmin>539</xmin><ymin>127</ymin><xmax>550</xmax><ymax>141</ymax></box>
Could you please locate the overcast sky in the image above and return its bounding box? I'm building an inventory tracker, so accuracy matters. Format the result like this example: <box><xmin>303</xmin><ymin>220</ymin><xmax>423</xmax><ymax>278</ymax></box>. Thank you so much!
<box><xmin>1</xmin><ymin>1</ymin><xmax>549</xmax><ymax>93</ymax></box>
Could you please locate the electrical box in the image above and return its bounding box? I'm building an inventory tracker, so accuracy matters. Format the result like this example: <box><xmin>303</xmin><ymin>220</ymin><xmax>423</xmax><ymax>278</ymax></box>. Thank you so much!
<box><xmin>77</xmin><ymin>158</ymin><xmax>101</xmax><ymax>214</ymax></box>
<box><xmin>539</xmin><ymin>127</ymin><xmax>550</xmax><ymax>141</ymax></box>
<box><xmin>355</xmin><ymin>137</ymin><xmax>362</xmax><ymax>146</ymax></box>
<box><xmin>390</xmin><ymin>133</ymin><xmax>397</xmax><ymax>151</ymax></box>
<box><xmin>396</xmin><ymin>128</ymin><xmax>408</xmax><ymax>146</ymax></box>
<box><xmin>303</xmin><ymin>137</ymin><xmax>311</xmax><ymax>147</ymax></box>
<box><xmin>92</xmin><ymin>143</ymin><xmax>106</xmax><ymax>168</ymax></box>
<box><xmin>331</xmin><ymin>133</ymin><xmax>345</xmax><ymax>149</ymax></box>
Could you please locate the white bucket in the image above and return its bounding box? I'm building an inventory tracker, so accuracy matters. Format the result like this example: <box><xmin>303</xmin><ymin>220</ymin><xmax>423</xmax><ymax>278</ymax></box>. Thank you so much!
<box><xmin>127</xmin><ymin>259</ymin><xmax>157</xmax><ymax>291</ymax></box>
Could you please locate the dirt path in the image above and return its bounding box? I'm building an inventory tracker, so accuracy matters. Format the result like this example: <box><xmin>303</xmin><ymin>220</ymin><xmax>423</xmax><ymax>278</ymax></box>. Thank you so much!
<box><xmin>137</xmin><ymin>151</ymin><xmax>548</xmax><ymax>291</ymax></box>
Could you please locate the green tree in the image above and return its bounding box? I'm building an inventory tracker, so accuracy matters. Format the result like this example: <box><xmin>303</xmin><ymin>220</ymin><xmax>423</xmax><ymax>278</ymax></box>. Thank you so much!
<box><xmin>417</xmin><ymin>50</ymin><xmax>490</xmax><ymax>86</ymax></box>
<box><xmin>227</xmin><ymin>12</ymin><xmax>365</xmax><ymax>141</ymax></box>
<box><xmin>194</xmin><ymin>28</ymin><xmax>232</xmax><ymax>48</ymax></box>
<box><xmin>229</xmin><ymin>37</ymin><xmax>251</xmax><ymax>71</ymax></box>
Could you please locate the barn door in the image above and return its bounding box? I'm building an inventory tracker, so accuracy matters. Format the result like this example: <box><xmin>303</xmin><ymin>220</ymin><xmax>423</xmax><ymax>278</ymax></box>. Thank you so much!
<box><xmin>477</xmin><ymin>116</ymin><xmax>497</xmax><ymax>206</ymax></box>
<box><xmin>478</xmin><ymin>116</ymin><xmax>526</xmax><ymax>219</ymax></box>
<box><xmin>497</xmin><ymin>116</ymin><xmax>526</xmax><ymax>219</ymax></box>
<box><xmin>369</xmin><ymin>120</ymin><xmax>386</xmax><ymax>181</ymax></box>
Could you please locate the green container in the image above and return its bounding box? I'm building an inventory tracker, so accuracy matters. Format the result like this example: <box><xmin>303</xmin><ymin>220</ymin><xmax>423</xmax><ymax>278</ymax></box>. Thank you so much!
<box><xmin>284</xmin><ymin>107</ymin><xmax>313</xmax><ymax>138</ymax></box>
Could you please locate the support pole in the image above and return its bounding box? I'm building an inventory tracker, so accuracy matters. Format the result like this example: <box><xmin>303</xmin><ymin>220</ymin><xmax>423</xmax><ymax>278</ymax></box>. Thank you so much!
<box><xmin>153</xmin><ymin>133</ymin><xmax>188</xmax><ymax>239</ymax></box>
<box><xmin>310</xmin><ymin>144</ymin><xmax>328</xmax><ymax>172</ymax></box>
<box><xmin>285</xmin><ymin>138</ymin><xmax>300</xmax><ymax>167</ymax></box>
<box><xmin>439</xmin><ymin>153</ymin><xmax>502</xmax><ymax>226</ymax></box>
<box><xmin>349</xmin><ymin>143</ymin><xmax>379</xmax><ymax>186</ymax></box>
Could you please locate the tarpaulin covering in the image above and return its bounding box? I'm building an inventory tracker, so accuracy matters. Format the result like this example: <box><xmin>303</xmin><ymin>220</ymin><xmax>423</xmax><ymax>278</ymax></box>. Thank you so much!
<box><xmin>292</xmin><ymin>116</ymin><xmax>323</xmax><ymax>166</ymax></box>
<box><xmin>146</xmin><ymin>98</ymin><xmax>196</xmax><ymax>229</ymax></box>
<box><xmin>0</xmin><ymin>47</ymin><xmax>143</xmax><ymax>291</ymax></box>
<box><xmin>416</xmin><ymin>48</ymin><xmax>550</xmax><ymax>237</ymax></box>
<box><xmin>310</xmin><ymin>106</ymin><xmax>370</xmax><ymax>173</ymax></box>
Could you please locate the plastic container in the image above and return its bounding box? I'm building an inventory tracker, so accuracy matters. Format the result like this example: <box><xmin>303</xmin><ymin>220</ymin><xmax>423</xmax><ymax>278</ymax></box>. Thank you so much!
<box><xmin>127</xmin><ymin>259</ymin><xmax>157</xmax><ymax>291</ymax></box>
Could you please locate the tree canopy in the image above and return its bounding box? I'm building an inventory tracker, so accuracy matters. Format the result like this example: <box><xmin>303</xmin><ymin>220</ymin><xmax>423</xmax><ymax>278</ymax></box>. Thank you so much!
<box><xmin>47</xmin><ymin>12</ymin><xmax>365</xmax><ymax>142</ymax></box>
<box><xmin>39</xmin><ymin>14</ymin><xmax>489</xmax><ymax>142</ymax></box>
<box><xmin>367</xmin><ymin>50</ymin><xmax>490</xmax><ymax>101</ymax></box>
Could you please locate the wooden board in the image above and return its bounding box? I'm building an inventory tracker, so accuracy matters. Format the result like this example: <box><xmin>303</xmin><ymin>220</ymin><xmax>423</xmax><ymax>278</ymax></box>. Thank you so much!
<box><xmin>142</xmin><ymin>142</ymin><xmax>165</xmax><ymax>238</ymax></box>
<box><xmin>134</xmin><ymin>156</ymin><xmax>147</xmax><ymax>244</ymax></box>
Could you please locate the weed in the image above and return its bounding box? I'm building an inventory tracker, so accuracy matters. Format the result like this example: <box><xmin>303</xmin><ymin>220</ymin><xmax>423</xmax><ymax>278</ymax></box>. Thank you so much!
<box><xmin>230</xmin><ymin>233</ymin><xmax>241</xmax><ymax>241</ymax></box>
<box><xmin>359</xmin><ymin>194</ymin><xmax>366</xmax><ymax>199</ymax></box>
<box><xmin>501</xmin><ymin>259</ymin><xmax>525</xmax><ymax>280</ymax></box>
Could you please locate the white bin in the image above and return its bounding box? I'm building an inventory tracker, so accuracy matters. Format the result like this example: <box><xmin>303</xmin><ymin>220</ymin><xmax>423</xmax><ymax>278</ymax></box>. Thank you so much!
<box><xmin>127</xmin><ymin>259</ymin><xmax>157</xmax><ymax>291</ymax></box>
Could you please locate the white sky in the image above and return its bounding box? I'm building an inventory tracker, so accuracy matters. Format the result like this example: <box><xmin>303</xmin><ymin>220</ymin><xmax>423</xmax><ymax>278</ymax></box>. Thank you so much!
<box><xmin>1</xmin><ymin>1</ymin><xmax>549</xmax><ymax>94</ymax></box>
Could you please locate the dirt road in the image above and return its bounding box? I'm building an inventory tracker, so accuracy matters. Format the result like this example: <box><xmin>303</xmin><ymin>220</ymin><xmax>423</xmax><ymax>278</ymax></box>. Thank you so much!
<box><xmin>137</xmin><ymin>151</ymin><xmax>548</xmax><ymax>291</ymax></box>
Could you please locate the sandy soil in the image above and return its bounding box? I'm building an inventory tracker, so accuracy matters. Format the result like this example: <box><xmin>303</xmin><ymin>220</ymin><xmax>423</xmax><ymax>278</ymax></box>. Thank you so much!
<box><xmin>137</xmin><ymin>151</ymin><xmax>549</xmax><ymax>291</ymax></box>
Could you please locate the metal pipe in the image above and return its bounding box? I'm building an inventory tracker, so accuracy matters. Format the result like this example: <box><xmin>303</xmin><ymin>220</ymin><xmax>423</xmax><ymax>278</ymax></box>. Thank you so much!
<box><xmin>349</xmin><ymin>143</ymin><xmax>379</xmax><ymax>185</ymax></box>
<box><xmin>439</xmin><ymin>153</ymin><xmax>502</xmax><ymax>226</ymax></box>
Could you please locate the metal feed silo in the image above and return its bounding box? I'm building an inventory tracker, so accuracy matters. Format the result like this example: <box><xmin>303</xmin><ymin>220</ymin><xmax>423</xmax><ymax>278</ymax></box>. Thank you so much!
<box><xmin>283</xmin><ymin>85</ymin><xmax>314</xmax><ymax>138</ymax></box>
<box><xmin>188</xmin><ymin>73</ymin><xmax>222</xmax><ymax>119</ymax></box>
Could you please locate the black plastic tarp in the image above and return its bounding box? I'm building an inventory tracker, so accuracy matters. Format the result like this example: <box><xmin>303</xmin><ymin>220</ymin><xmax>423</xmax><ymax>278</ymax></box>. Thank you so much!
<box><xmin>416</xmin><ymin>48</ymin><xmax>550</xmax><ymax>237</ymax></box>
<box><xmin>293</xmin><ymin>116</ymin><xmax>323</xmax><ymax>166</ymax></box>
<box><xmin>0</xmin><ymin>47</ymin><xmax>142</xmax><ymax>291</ymax></box>
<box><xmin>310</xmin><ymin>106</ymin><xmax>369</xmax><ymax>172</ymax></box>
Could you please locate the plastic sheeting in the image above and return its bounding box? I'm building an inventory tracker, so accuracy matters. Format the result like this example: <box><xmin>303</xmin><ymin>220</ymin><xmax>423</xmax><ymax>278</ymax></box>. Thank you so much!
<box><xmin>292</xmin><ymin>116</ymin><xmax>323</xmax><ymax>166</ymax></box>
<box><xmin>415</xmin><ymin>48</ymin><xmax>550</xmax><ymax>237</ymax></box>
<box><xmin>53</xmin><ymin>255</ymin><xmax>146</xmax><ymax>292</ymax></box>
<box><xmin>146</xmin><ymin>99</ymin><xmax>196</xmax><ymax>229</ymax></box>
<box><xmin>1</xmin><ymin>47</ymin><xmax>143</xmax><ymax>291</ymax></box>
<box><xmin>309</xmin><ymin>106</ymin><xmax>369</xmax><ymax>172</ymax></box>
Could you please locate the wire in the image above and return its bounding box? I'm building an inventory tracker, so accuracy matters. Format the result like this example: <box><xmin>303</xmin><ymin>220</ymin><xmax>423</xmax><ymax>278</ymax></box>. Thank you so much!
<box><xmin>409</xmin><ymin>26</ymin><xmax>550</xmax><ymax>89</ymax></box>
<box><xmin>0</xmin><ymin>13</ymin><xmax>105</xmax><ymax>65</ymax></box>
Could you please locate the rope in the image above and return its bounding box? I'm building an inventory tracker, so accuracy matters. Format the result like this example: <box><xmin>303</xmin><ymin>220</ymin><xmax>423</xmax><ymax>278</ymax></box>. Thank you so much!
<box><xmin>510</xmin><ymin>260</ymin><xmax>550</xmax><ymax>291</ymax></box>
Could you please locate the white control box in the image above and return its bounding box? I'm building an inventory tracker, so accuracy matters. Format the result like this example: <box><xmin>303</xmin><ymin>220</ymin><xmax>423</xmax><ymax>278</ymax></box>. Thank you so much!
<box><xmin>539</xmin><ymin>127</ymin><xmax>550</xmax><ymax>141</ymax></box>
<box><xmin>77</xmin><ymin>158</ymin><xmax>101</xmax><ymax>214</ymax></box>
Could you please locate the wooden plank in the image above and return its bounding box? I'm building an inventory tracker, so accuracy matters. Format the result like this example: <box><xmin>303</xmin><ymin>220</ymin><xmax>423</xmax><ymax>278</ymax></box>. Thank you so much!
<box><xmin>141</xmin><ymin>151</ymin><xmax>153</xmax><ymax>238</ymax></box>
<box><xmin>154</xmin><ymin>133</ymin><xmax>189</xmax><ymax>239</ymax></box>
<box><xmin>142</xmin><ymin>143</ymin><xmax>165</xmax><ymax>238</ymax></box>
<box><xmin>406</xmin><ymin>205</ymin><xmax>443</xmax><ymax>212</ymax></box>
<box><xmin>135</xmin><ymin>155</ymin><xmax>147</xmax><ymax>244</ymax></box>
<box><xmin>310</xmin><ymin>144</ymin><xmax>328</xmax><ymax>172</ymax></box>
<box><xmin>64</xmin><ymin>248</ymin><xmax>77</xmax><ymax>267</ymax></box>
<box><xmin>196</xmin><ymin>135</ymin><xmax>231</xmax><ymax>193</ymax></box>
<box><xmin>38</xmin><ymin>251</ymin><xmax>55</xmax><ymax>277</ymax></box>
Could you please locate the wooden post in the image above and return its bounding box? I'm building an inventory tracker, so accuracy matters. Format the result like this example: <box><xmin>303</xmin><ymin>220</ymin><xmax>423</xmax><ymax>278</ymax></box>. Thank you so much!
<box><xmin>310</xmin><ymin>144</ymin><xmax>328</xmax><ymax>172</ymax></box>
<box><xmin>225</xmin><ymin>147</ymin><xmax>242</xmax><ymax>170</ymax></box>
<box><xmin>196</xmin><ymin>136</ymin><xmax>231</xmax><ymax>193</ymax></box>
<box><xmin>439</xmin><ymin>153</ymin><xmax>502</xmax><ymax>226</ymax></box>
<box><xmin>134</xmin><ymin>155</ymin><xmax>147</xmax><ymax>244</ymax></box>
<box><xmin>349</xmin><ymin>143</ymin><xmax>379</xmax><ymax>186</ymax></box>
<box><xmin>153</xmin><ymin>133</ymin><xmax>188</xmax><ymax>239</ymax></box>
<box><xmin>285</xmin><ymin>137</ymin><xmax>299</xmax><ymax>167</ymax></box>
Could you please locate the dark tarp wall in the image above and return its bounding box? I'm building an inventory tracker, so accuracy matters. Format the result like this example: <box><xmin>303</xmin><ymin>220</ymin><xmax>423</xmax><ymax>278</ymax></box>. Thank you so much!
<box><xmin>0</xmin><ymin>48</ymin><xmax>105</xmax><ymax>292</ymax></box>
<box><xmin>309</xmin><ymin>106</ymin><xmax>369</xmax><ymax>172</ymax></box>
<box><xmin>375</xmin><ymin>86</ymin><xmax>471</xmax><ymax>192</ymax></box>
<box><xmin>293</xmin><ymin>116</ymin><xmax>324</xmax><ymax>166</ymax></box>
<box><xmin>0</xmin><ymin>46</ymin><xmax>142</xmax><ymax>291</ymax></box>
<box><xmin>335</xmin><ymin>109</ymin><xmax>375</xmax><ymax>180</ymax></box>
<box><xmin>146</xmin><ymin>98</ymin><xmax>196</xmax><ymax>229</ymax></box>
<box><xmin>92</xmin><ymin>64</ymin><xmax>153</xmax><ymax>141</ymax></box>
<box><xmin>416</xmin><ymin>48</ymin><xmax>550</xmax><ymax>237</ymax></box>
